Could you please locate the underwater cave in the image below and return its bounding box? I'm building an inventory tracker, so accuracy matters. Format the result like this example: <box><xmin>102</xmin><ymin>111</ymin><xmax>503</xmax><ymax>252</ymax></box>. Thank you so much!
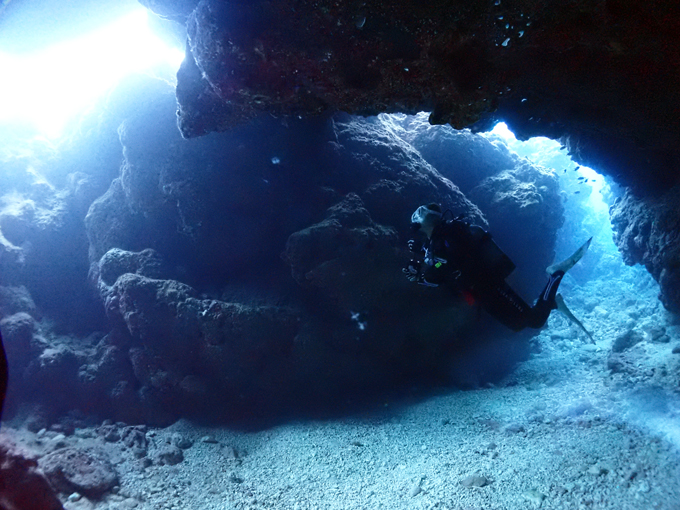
<box><xmin>1</xmin><ymin>0</ymin><xmax>680</xmax><ymax>508</ymax></box>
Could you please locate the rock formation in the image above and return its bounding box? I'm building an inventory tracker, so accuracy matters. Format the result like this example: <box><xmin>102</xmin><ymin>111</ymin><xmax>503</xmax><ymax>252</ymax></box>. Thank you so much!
<box><xmin>0</xmin><ymin>433</ymin><xmax>64</xmax><ymax>510</ymax></box>
<box><xmin>171</xmin><ymin>0</ymin><xmax>680</xmax><ymax>196</ymax></box>
<box><xmin>1</xmin><ymin>75</ymin><xmax>567</xmax><ymax>424</ymax></box>
<box><xmin>611</xmin><ymin>186</ymin><xmax>680</xmax><ymax>314</ymax></box>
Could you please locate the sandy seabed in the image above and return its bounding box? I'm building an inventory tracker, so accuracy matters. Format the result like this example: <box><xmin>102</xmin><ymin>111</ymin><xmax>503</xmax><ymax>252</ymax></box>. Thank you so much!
<box><xmin>3</xmin><ymin>263</ymin><xmax>680</xmax><ymax>510</ymax></box>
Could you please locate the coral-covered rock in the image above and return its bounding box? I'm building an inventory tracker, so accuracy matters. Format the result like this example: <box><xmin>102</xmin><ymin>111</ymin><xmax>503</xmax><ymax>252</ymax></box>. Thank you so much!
<box><xmin>40</xmin><ymin>447</ymin><xmax>118</xmax><ymax>498</ymax></box>
<box><xmin>0</xmin><ymin>433</ymin><xmax>64</xmax><ymax>510</ymax></box>
<box><xmin>610</xmin><ymin>186</ymin><xmax>680</xmax><ymax>313</ymax></box>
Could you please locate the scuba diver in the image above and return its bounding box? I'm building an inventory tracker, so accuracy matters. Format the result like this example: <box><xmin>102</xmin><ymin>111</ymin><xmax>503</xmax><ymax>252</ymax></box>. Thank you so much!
<box><xmin>403</xmin><ymin>203</ymin><xmax>593</xmax><ymax>337</ymax></box>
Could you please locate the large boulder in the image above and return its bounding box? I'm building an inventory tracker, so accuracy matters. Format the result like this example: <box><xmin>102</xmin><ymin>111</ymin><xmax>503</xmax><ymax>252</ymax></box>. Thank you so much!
<box><xmin>104</xmin><ymin>272</ymin><xmax>301</xmax><ymax>419</ymax></box>
<box><xmin>40</xmin><ymin>447</ymin><xmax>118</xmax><ymax>499</ymax></box>
<box><xmin>0</xmin><ymin>434</ymin><xmax>64</xmax><ymax>510</ymax></box>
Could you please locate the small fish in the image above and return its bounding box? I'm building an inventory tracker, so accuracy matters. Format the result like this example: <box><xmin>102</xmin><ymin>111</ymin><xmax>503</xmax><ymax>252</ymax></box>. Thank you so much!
<box><xmin>584</xmin><ymin>179</ymin><xmax>589</xmax><ymax>183</ymax></box>
<box><xmin>564</xmin><ymin>169</ymin><xmax>567</xmax><ymax>173</ymax></box>
<box><xmin>574</xmin><ymin>191</ymin><xmax>581</xmax><ymax>194</ymax></box>
<box><xmin>577</xmin><ymin>177</ymin><xmax>585</xmax><ymax>180</ymax></box>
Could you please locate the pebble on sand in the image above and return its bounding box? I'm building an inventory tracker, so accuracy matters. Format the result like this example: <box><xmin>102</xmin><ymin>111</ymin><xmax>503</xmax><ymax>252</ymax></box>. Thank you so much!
<box><xmin>522</xmin><ymin>489</ymin><xmax>546</xmax><ymax>506</ymax></box>
<box><xmin>460</xmin><ymin>475</ymin><xmax>490</xmax><ymax>488</ymax></box>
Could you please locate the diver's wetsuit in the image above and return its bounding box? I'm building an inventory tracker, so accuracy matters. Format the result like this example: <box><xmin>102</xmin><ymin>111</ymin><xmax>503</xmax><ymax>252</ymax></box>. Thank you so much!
<box><xmin>411</xmin><ymin>219</ymin><xmax>564</xmax><ymax>331</ymax></box>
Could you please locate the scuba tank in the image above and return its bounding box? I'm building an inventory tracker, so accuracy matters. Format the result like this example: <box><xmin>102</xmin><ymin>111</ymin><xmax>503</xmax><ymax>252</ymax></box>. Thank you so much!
<box><xmin>475</xmin><ymin>228</ymin><xmax>516</xmax><ymax>280</ymax></box>
<box><xmin>444</xmin><ymin>211</ymin><xmax>516</xmax><ymax>281</ymax></box>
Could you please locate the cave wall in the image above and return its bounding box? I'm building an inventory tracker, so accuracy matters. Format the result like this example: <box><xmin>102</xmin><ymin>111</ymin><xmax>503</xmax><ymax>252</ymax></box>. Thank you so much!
<box><xmin>611</xmin><ymin>186</ymin><xmax>680</xmax><ymax>315</ymax></box>
<box><xmin>0</xmin><ymin>75</ymin><xmax>565</xmax><ymax>424</ymax></box>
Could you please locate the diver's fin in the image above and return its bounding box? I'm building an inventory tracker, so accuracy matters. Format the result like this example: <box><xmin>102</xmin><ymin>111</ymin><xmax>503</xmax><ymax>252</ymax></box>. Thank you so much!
<box><xmin>555</xmin><ymin>293</ymin><xmax>595</xmax><ymax>343</ymax></box>
<box><xmin>546</xmin><ymin>237</ymin><xmax>593</xmax><ymax>276</ymax></box>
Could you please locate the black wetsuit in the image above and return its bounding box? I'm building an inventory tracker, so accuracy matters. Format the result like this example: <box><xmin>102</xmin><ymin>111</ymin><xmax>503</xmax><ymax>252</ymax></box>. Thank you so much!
<box><xmin>412</xmin><ymin>219</ymin><xmax>564</xmax><ymax>331</ymax></box>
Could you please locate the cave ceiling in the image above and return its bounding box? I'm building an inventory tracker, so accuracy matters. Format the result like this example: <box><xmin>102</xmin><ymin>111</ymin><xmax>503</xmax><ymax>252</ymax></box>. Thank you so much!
<box><xmin>140</xmin><ymin>0</ymin><xmax>680</xmax><ymax>197</ymax></box>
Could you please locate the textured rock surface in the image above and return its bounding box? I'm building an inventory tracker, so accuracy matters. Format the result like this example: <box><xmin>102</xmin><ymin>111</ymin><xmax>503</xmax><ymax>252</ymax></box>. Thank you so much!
<box><xmin>40</xmin><ymin>446</ymin><xmax>118</xmax><ymax>498</ymax></box>
<box><xmin>173</xmin><ymin>0</ymin><xmax>680</xmax><ymax>196</ymax></box>
<box><xmin>0</xmin><ymin>312</ymin><xmax>37</xmax><ymax>367</ymax></box>
<box><xmin>0</xmin><ymin>285</ymin><xmax>37</xmax><ymax>318</ymax></box>
<box><xmin>105</xmin><ymin>272</ymin><xmax>301</xmax><ymax>420</ymax></box>
<box><xmin>382</xmin><ymin>113</ymin><xmax>518</xmax><ymax>195</ymax></box>
<box><xmin>0</xmin><ymin>434</ymin><xmax>64</xmax><ymax>510</ymax></box>
<box><xmin>610</xmin><ymin>186</ymin><xmax>680</xmax><ymax>313</ymax></box>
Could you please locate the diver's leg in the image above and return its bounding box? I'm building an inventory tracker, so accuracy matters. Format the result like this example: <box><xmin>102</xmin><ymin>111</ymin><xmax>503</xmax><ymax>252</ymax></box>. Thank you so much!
<box><xmin>526</xmin><ymin>270</ymin><xmax>565</xmax><ymax>328</ymax></box>
<box><xmin>546</xmin><ymin>237</ymin><xmax>592</xmax><ymax>276</ymax></box>
<box><xmin>476</xmin><ymin>280</ymin><xmax>533</xmax><ymax>332</ymax></box>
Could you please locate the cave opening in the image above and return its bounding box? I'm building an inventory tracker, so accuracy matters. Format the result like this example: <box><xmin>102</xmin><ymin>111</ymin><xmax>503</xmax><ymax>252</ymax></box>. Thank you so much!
<box><xmin>0</xmin><ymin>5</ymin><xmax>183</xmax><ymax>142</ymax></box>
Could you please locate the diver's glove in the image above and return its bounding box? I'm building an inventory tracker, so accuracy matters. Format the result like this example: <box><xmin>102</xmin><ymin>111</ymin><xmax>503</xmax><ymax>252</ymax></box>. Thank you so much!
<box><xmin>402</xmin><ymin>260</ymin><xmax>421</xmax><ymax>282</ymax></box>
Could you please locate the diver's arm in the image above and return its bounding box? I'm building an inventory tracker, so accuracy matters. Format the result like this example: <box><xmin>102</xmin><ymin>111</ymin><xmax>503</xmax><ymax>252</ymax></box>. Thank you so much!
<box><xmin>403</xmin><ymin>238</ymin><xmax>436</xmax><ymax>285</ymax></box>
<box><xmin>420</xmin><ymin>261</ymin><xmax>447</xmax><ymax>286</ymax></box>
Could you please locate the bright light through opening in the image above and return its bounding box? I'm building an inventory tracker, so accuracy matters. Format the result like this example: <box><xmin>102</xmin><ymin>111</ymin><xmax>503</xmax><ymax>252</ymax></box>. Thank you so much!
<box><xmin>0</xmin><ymin>9</ymin><xmax>184</xmax><ymax>139</ymax></box>
<box><xmin>489</xmin><ymin>121</ymin><xmax>517</xmax><ymax>143</ymax></box>
<box><xmin>488</xmin><ymin>122</ymin><xmax>609</xmax><ymax>213</ymax></box>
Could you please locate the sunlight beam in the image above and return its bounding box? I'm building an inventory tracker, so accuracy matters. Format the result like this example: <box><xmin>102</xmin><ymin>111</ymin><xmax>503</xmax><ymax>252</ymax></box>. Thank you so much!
<box><xmin>0</xmin><ymin>9</ymin><xmax>184</xmax><ymax>139</ymax></box>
